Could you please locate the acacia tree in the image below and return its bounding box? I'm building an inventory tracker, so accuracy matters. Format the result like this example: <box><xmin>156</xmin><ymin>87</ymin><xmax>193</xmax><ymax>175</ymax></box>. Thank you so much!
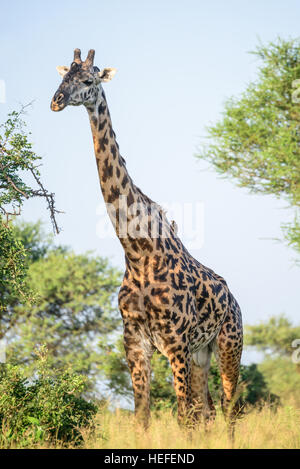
<box><xmin>0</xmin><ymin>107</ymin><xmax>61</xmax><ymax>333</ymax></box>
<box><xmin>196</xmin><ymin>38</ymin><xmax>300</xmax><ymax>254</ymax></box>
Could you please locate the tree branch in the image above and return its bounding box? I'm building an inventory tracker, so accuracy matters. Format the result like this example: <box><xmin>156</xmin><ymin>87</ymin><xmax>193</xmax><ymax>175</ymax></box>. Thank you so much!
<box><xmin>29</xmin><ymin>166</ymin><xmax>63</xmax><ymax>234</ymax></box>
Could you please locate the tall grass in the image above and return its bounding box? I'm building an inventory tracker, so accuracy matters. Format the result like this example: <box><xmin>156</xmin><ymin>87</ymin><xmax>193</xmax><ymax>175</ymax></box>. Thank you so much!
<box><xmin>82</xmin><ymin>404</ymin><xmax>300</xmax><ymax>449</ymax></box>
<box><xmin>2</xmin><ymin>403</ymin><xmax>298</xmax><ymax>449</ymax></box>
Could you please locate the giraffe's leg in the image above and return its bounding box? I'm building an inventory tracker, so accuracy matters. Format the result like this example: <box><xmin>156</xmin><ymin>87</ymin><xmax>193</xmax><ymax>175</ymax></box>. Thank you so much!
<box><xmin>191</xmin><ymin>345</ymin><xmax>216</xmax><ymax>427</ymax></box>
<box><xmin>123</xmin><ymin>325</ymin><xmax>153</xmax><ymax>428</ymax></box>
<box><xmin>214</xmin><ymin>308</ymin><xmax>243</xmax><ymax>438</ymax></box>
<box><xmin>168</xmin><ymin>349</ymin><xmax>192</xmax><ymax>427</ymax></box>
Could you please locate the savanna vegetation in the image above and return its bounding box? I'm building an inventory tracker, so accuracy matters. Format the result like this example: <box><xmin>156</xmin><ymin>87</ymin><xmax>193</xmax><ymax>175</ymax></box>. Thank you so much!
<box><xmin>0</xmin><ymin>37</ymin><xmax>300</xmax><ymax>449</ymax></box>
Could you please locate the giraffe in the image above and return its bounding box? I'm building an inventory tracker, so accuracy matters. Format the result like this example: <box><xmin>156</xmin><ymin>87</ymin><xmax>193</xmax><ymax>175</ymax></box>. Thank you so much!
<box><xmin>51</xmin><ymin>49</ymin><xmax>243</xmax><ymax>430</ymax></box>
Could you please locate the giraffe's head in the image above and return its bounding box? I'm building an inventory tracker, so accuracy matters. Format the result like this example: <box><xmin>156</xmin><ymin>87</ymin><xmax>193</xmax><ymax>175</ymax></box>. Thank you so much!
<box><xmin>51</xmin><ymin>49</ymin><xmax>116</xmax><ymax>112</ymax></box>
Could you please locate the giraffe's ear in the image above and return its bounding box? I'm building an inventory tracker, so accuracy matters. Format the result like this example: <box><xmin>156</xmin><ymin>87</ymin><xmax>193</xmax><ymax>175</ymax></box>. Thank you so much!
<box><xmin>98</xmin><ymin>68</ymin><xmax>117</xmax><ymax>83</ymax></box>
<box><xmin>56</xmin><ymin>66</ymin><xmax>69</xmax><ymax>77</ymax></box>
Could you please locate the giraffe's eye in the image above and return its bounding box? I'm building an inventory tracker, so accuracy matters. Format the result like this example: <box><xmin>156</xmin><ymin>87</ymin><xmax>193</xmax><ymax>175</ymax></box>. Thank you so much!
<box><xmin>83</xmin><ymin>79</ymin><xmax>93</xmax><ymax>86</ymax></box>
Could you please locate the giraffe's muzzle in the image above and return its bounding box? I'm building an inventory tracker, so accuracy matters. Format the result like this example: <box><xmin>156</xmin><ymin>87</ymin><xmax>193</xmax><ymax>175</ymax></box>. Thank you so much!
<box><xmin>51</xmin><ymin>91</ymin><xmax>68</xmax><ymax>112</ymax></box>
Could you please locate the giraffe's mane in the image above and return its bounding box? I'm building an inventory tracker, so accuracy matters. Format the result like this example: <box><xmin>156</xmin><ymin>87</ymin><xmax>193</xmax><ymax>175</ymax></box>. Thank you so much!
<box><xmin>135</xmin><ymin>186</ymin><xmax>171</xmax><ymax>226</ymax></box>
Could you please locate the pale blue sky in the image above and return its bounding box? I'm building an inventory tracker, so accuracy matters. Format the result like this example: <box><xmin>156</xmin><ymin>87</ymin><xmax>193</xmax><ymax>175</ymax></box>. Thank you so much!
<box><xmin>1</xmin><ymin>0</ymin><xmax>300</xmax><ymax>340</ymax></box>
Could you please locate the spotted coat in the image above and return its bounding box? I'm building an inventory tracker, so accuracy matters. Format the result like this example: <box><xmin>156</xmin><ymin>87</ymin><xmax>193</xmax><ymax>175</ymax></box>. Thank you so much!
<box><xmin>51</xmin><ymin>49</ymin><xmax>243</xmax><ymax>428</ymax></box>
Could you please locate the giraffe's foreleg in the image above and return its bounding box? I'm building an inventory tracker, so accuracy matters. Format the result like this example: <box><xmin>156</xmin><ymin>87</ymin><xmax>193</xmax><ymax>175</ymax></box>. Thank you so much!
<box><xmin>168</xmin><ymin>348</ymin><xmax>192</xmax><ymax>427</ymax></box>
<box><xmin>191</xmin><ymin>345</ymin><xmax>216</xmax><ymax>427</ymax></box>
<box><xmin>123</xmin><ymin>324</ymin><xmax>153</xmax><ymax>428</ymax></box>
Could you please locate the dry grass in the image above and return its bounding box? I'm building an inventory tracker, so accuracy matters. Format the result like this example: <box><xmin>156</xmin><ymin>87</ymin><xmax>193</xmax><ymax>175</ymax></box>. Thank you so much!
<box><xmin>81</xmin><ymin>404</ymin><xmax>300</xmax><ymax>449</ymax></box>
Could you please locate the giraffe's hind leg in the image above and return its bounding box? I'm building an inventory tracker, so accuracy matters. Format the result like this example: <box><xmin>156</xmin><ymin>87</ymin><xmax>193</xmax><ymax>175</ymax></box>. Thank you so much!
<box><xmin>191</xmin><ymin>345</ymin><xmax>216</xmax><ymax>427</ymax></box>
<box><xmin>214</xmin><ymin>305</ymin><xmax>243</xmax><ymax>437</ymax></box>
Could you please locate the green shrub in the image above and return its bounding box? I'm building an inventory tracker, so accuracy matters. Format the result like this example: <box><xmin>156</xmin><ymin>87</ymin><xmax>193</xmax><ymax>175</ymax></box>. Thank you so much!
<box><xmin>0</xmin><ymin>347</ymin><xmax>97</xmax><ymax>447</ymax></box>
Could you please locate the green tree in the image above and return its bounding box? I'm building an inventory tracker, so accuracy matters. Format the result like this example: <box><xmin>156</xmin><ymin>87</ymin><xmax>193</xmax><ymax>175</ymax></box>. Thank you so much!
<box><xmin>258</xmin><ymin>357</ymin><xmax>300</xmax><ymax>407</ymax></box>
<box><xmin>245</xmin><ymin>315</ymin><xmax>300</xmax><ymax>356</ymax></box>
<box><xmin>245</xmin><ymin>315</ymin><xmax>300</xmax><ymax>406</ymax></box>
<box><xmin>12</xmin><ymin>219</ymin><xmax>56</xmax><ymax>263</ymax></box>
<box><xmin>0</xmin><ymin>222</ymin><xmax>30</xmax><ymax>331</ymax></box>
<box><xmin>6</xmin><ymin>222</ymin><xmax>122</xmax><ymax>389</ymax></box>
<box><xmin>196</xmin><ymin>38</ymin><xmax>300</xmax><ymax>254</ymax></box>
<box><xmin>0</xmin><ymin>108</ymin><xmax>60</xmax><ymax>323</ymax></box>
<box><xmin>0</xmin><ymin>107</ymin><xmax>60</xmax><ymax>231</ymax></box>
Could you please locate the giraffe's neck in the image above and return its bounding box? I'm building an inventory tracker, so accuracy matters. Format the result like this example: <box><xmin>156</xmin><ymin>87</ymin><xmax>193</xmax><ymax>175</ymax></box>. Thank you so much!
<box><xmin>86</xmin><ymin>88</ymin><xmax>169</xmax><ymax>264</ymax></box>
